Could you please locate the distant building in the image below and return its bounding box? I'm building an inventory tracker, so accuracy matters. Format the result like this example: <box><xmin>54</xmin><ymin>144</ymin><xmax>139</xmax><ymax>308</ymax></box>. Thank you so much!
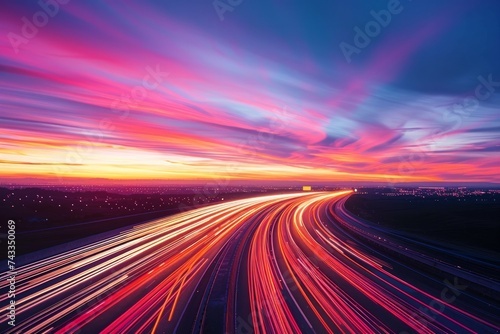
<box><xmin>303</xmin><ymin>186</ymin><xmax>311</xmax><ymax>191</ymax></box>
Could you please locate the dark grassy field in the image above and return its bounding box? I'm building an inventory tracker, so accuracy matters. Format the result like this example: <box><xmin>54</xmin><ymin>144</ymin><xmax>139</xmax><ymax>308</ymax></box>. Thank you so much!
<box><xmin>0</xmin><ymin>187</ymin><xmax>284</xmax><ymax>256</ymax></box>
<box><xmin>345</xmin><ymin>193</ymin><xmax>500</xmax><ymax>254</ymax></box>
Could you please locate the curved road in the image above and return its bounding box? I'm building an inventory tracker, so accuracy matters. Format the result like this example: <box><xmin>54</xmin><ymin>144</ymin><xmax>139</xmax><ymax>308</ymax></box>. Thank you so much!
<box><xmin>1</xmin><ymin>191</ymin><xmax>499</xmax><ymax>333</ymax></box>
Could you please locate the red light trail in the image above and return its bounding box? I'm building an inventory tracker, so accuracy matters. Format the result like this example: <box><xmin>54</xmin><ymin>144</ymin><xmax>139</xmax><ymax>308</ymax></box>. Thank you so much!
<box><xmin>0</xmin><ymin>191</ymin><xmax>498</xmax><ymax>333</ymax></box>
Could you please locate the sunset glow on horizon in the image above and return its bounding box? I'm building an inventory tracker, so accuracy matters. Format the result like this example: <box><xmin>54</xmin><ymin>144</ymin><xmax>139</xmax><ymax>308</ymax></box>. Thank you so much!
<box><xmin>1</xmin><ymin>1</ymin><xmax>499</xmax><ymax>185</ymax></box>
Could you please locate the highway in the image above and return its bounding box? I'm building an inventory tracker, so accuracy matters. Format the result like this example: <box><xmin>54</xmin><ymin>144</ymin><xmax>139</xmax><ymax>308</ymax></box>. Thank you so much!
<box><xmin>1</xmin><ymin>191</ymin><xmax>499</xmax><ymax>333</ymax></box>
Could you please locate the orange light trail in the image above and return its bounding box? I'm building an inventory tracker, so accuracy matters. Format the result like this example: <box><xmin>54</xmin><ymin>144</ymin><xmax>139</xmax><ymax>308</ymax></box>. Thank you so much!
<box><xmin>0</xmin><ymin>191</ymin><xmax>498</xmax><ymax>333</ymax></box>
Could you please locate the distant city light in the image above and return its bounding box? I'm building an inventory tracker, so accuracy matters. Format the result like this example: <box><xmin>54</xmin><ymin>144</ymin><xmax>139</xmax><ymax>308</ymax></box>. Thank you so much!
<box><xmin>303</xmin><ymin>186</ymin><xmax>312</xmax><ymax>191</ymax></box>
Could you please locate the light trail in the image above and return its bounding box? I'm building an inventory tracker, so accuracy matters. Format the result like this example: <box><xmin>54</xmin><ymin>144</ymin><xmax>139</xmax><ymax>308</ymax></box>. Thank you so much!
<box><xmin>0</xmin><ymin>191</ymin><xmax>498</xmax><ymax>333</ymax></box>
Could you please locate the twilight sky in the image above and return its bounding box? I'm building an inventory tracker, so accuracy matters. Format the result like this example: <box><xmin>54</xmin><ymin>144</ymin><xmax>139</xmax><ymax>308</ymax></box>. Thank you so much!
<box><xmin>1</xmin><ymin>0</ymin><xmax>499</xmax><ymax>184</ymax></box>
